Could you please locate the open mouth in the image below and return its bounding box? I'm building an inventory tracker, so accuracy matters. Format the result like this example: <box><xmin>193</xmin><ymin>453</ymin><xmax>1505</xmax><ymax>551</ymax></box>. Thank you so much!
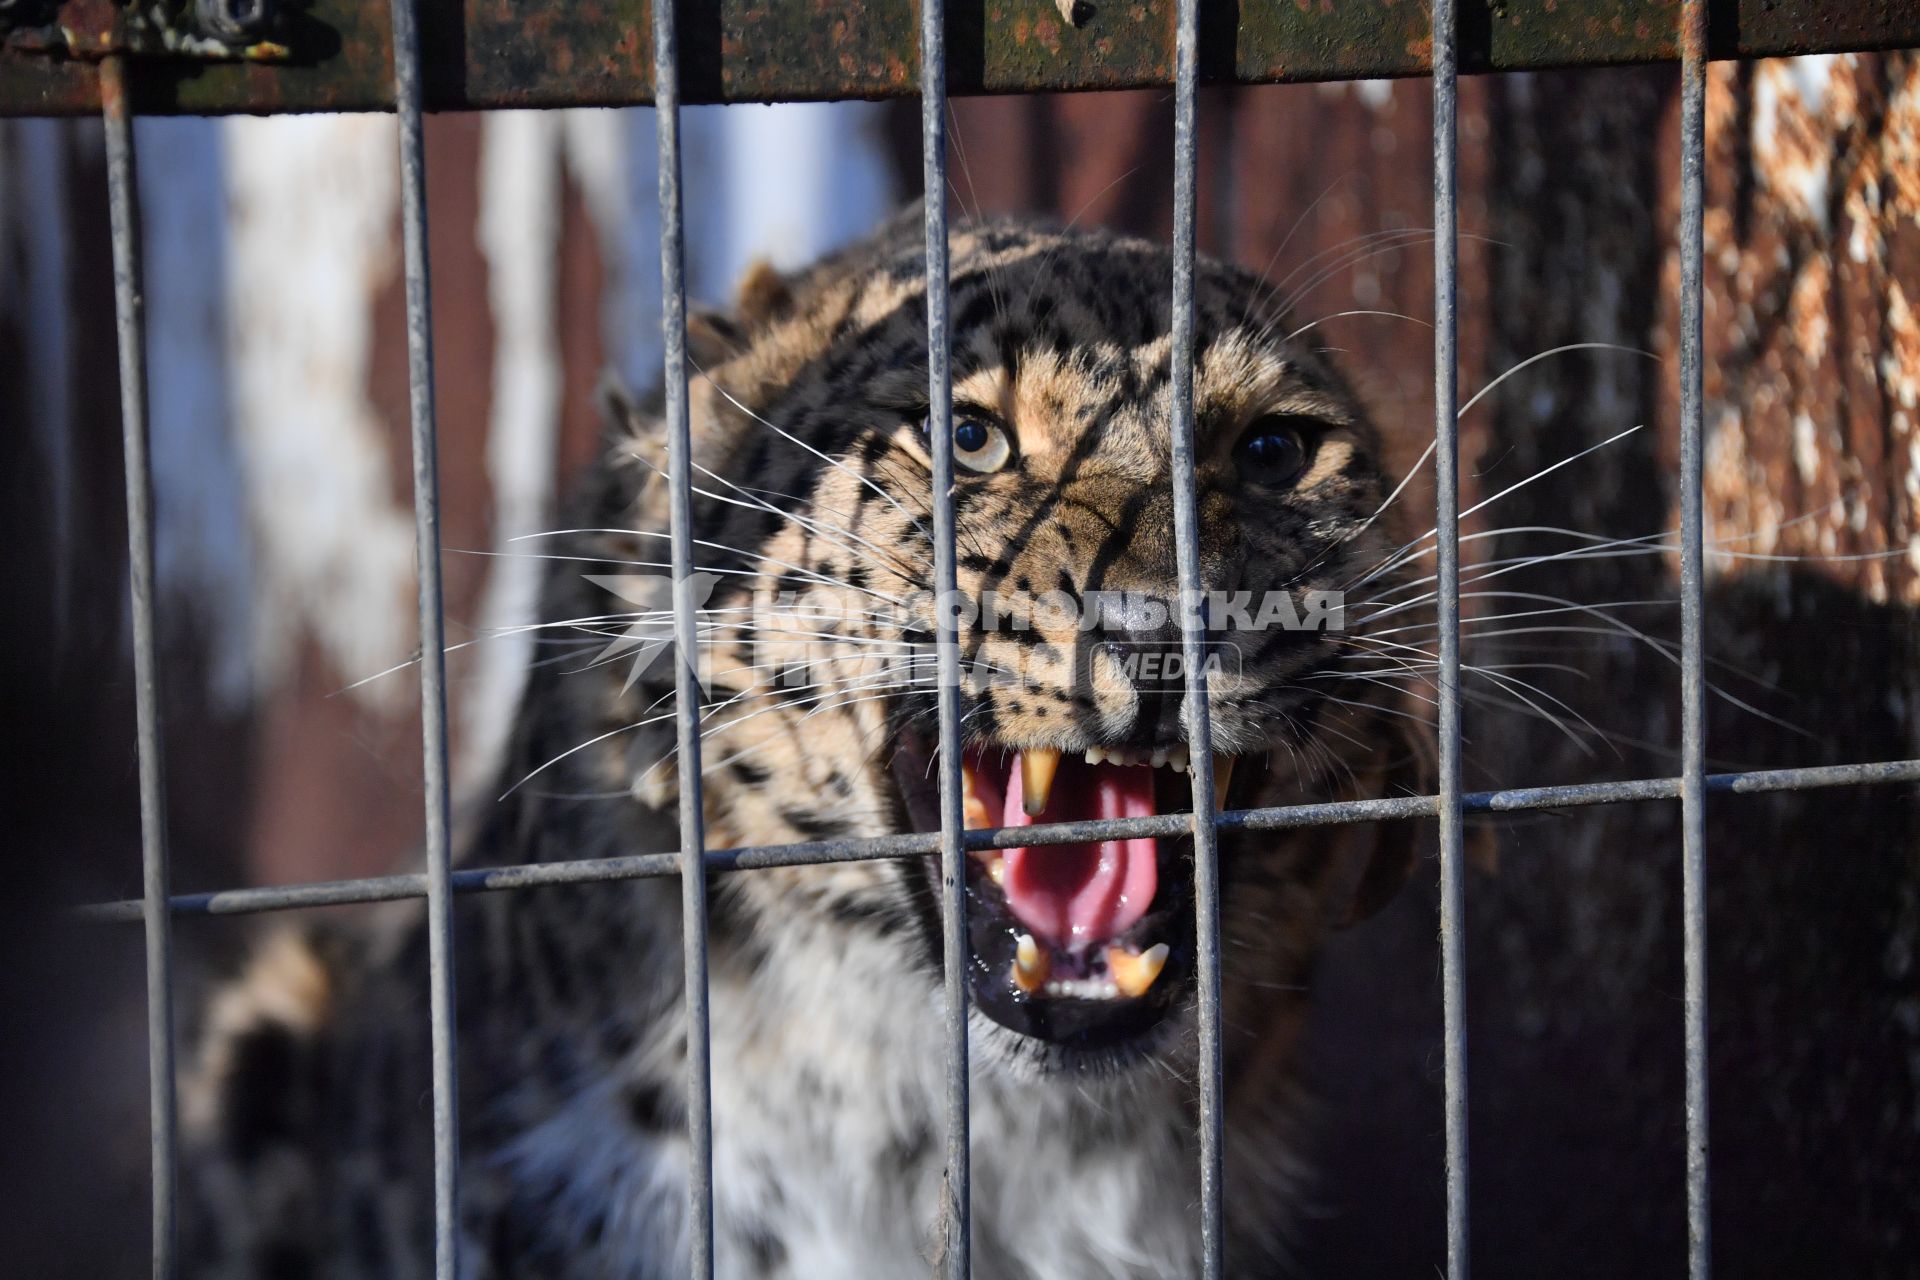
<box><xmin>893</xmin><ymin>735</ymin><xmax>1236</xmax><ymax>1055</ymax></box>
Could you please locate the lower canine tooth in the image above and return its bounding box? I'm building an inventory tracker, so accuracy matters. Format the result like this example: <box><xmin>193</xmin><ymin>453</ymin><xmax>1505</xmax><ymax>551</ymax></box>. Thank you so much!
<box><xmin>1108</xmin><ymin>943</ymin><xmax>1170</xmax><ymax>998</ymax></box>
<box><xmin>962</xmin><ymin>765</ymin><xmax>992</xmax><ymax>829</ymax></box>
<box><xmin>1211</xmin><ymin>755</ymin><xmax>1236</xmax><ymax>811</ymax></box>
<box><xmin>1021</xmin><ymin>747</ymin><xmax>1062</xmax><ymax>817</ymax></box>
<box><xmin>1013</xmin><ymin>934</ymin><xmax>1050</xmax><ymax>994</ymax></box>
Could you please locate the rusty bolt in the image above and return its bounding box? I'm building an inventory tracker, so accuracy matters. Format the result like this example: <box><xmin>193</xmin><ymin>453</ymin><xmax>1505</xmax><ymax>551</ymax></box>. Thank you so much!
<box><xmin>194</xmin><ymin>0</ymin><xmax>274</xmax><ymax>43</ymax></box>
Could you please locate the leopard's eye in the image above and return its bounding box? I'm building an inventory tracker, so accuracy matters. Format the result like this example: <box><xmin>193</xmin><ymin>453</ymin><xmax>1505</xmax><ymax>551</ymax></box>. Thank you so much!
<box><xmin>920</xmin><ymin>412</ymin><xmax>1014</xmax><ymax>474</ymax></box>
<box><xmin>1234</xmin><ymin>415</ymin><xmax>1315</xmax><ymax>488</ymax></box>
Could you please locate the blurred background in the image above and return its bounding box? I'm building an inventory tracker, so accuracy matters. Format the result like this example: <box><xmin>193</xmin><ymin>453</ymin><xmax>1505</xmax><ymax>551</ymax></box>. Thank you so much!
<box><xmin>4</xmin><ymin>53</ymin><xmax>1918</xmax><ymax>1276</ymax></box>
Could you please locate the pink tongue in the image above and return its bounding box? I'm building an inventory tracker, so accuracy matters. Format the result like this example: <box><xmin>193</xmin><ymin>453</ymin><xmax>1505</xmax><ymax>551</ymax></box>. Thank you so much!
<box><xmin>999</xmin><ymin>758</ymin><xmax>1159</xmax><ymax>951</ymax></box>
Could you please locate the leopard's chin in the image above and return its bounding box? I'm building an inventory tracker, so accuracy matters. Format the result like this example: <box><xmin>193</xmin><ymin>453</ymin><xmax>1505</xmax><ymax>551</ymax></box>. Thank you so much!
<box><xmin>890</xmin><ymin>726</ymin><xmax>1246</xmax><ymax>1067</ymax></box>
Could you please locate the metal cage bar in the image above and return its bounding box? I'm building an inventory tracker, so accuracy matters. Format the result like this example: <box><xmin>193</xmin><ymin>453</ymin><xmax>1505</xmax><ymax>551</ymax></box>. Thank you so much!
<box><xmin>648</xmin><ymin>0</ymin><xmax>718</xmax><ymax>1272</ymax></box>
<box><xmin>918</xmin><ymin>0</ymin><xmax>973</xmax><ymax>1270</ymax></box>
<box><xmin>101</xmin><ymin>54</ymin><xmax>179</xmax><ymax>1280</ymax></box>
<box><xmin>82</xmin><ymin>759</ymin><xmax>1920</xmax><ymax>909</ymax></box>
<box><xmin>80</xmin><ymin>759</ymin><xmax>1920</xmax><ymax>925</ymax></box>
<box><xmin>1430</xmin><ymin>1</ymin><xmax>1472</xmax><ymax>1276</ymax></box>
<box><xmin>385</xmin><ymin>0</ymin><xmax>462</xmax><ymax>1272</ymax></box>
<box><xmin>1677</xmin><ymin>1</ymin><xmax>1713</xmax><ymax>1275</ymax></box>
<box><xmin>1167</xmin><ymin>1</ymin><xmax>1227</xmax><ymax>1273</ymax></box>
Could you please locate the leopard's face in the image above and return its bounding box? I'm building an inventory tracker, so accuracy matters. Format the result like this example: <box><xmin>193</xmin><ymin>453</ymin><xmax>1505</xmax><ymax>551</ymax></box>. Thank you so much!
<box><xmin>577</xmin><ymin>216</ymin><xmax>1417</xmax><ymax>1074</ymax></box>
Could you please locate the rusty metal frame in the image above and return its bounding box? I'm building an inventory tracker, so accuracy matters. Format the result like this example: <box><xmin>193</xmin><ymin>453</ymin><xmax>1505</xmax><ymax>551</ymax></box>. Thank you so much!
<box><xmin>6</xmin><ymin>0</ymin><xmax>1920</xmax><ymax>116</ymax></box>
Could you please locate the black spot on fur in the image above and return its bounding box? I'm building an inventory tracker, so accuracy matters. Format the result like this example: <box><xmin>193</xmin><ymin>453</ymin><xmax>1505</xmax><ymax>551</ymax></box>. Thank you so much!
<box><xmin>745</xmin><ymin>1226</ymin><xmax>790</xmax><ymax>1273</ymax></box>
<box><xmin>782</xmin><ymin>807</ymin><xmax>853</xmax><ymax>841</ymax></box>
<box><xmin>221</xmin><ymin>1022</ymin><xmax>309</xmax><ymax>1164</ymax></box>
<box><xmin>627</xmin><ymin>1081</ymin><xmax>674</xmax><ymax>1133</ymax></box>
<box><xmin>960</xmin><ymin>552</ymin><xmax>1015</xmax><ymax>577</ymax></box>
<box><xmin>895</xmin><ymin>855</ymin><xmax>945</xmax><ymax>974</ymax></box>
<box><xmin>829</xmin><ymin>896</ymin><xmax>907</xmax><ymax>937</ymax></box>
<box><xmin>731</xmin><ymin>760</ymin><xmax>773</xmax><ymax>787</ymax></box>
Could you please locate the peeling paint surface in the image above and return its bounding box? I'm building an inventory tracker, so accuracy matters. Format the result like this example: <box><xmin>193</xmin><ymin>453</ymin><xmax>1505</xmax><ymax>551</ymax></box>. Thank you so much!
<box><xmin>223</xmin><ymin>113</ymin><xmax>416</xmax><ymax>707</ymax></box>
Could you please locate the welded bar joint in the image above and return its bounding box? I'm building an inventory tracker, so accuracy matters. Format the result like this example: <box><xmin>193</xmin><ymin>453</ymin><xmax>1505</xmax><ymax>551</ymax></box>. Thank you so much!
<box><xmin>101</xmin><ymin>52</ymin><xmax>179</xmax><ymax>1280</ymax></box>
<box><xmin>1430</xmin><ymin>0</ymin><xmax>1471</xmax><ymax>1275</ymax></box>
<box><xmin>385</xmin><ymin>0</ymin><xmax>461</xmax><ymax>1273</ymax></box>
<box><xmin>650</xmin><ymin>0</ymin><xmax>717</xmax><ymax>1271</ymax></box>
<box><xmin>919</xmin><ymin>0</ymin><xmax>973</xmax><ymax>1271</ymax></box>
<box><xmin>1677</xmin><ymin>1</ymin><xmax>1712</xmax><ymax>1276</ymax></box>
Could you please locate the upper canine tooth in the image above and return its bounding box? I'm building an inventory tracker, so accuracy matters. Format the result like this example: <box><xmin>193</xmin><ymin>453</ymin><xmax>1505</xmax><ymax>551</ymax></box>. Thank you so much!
<box><xmin>1021</xmin><ymin>747</ymin><xmax>1062</xmax><ymax>817</ymax></box>
<box><xmin>1107</xmin><ymin>942</ymin><xmax>1170</xmax><ymax>998</ymax></box>
<box><xmin>1211</xmin><ymin>755</ymin><xmax>1236</xmax><ymax>811</ymax></box>
<box><xmin>1084</xmin><ymin>748</ymin><xmax>1102</xmax><ymax>765</ymax></box>
<box><xmin>1013</xmin><ymin>934</ymin><xmax>1050</xmax><ymax>994</ymax></box>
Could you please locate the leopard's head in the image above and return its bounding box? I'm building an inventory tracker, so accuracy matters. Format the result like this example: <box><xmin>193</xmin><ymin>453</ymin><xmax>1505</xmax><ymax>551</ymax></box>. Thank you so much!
<box><xmin>568</xmin><ymin>213</ymin><xmax>1425</xmax><ymax>1074</ymax></box>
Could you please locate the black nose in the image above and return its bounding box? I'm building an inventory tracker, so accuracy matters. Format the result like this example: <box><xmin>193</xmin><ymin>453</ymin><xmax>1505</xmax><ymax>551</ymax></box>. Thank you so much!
<box><xmin>1088</xmin><ymin>591</ymin><xmax>1222</xmax><ymax>695</ymax></box>
<box><xmin>1089</xmin><ymin>590</ymin><xmax>1186</xmax><ymax>648</ymax></box>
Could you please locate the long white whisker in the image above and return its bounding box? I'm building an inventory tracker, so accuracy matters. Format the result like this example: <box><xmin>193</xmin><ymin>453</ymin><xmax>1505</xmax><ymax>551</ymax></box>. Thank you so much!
<box><xmin>685</xmin><ymin>353</ymin><xmax>929</xmax><ymax>537</ymax></box>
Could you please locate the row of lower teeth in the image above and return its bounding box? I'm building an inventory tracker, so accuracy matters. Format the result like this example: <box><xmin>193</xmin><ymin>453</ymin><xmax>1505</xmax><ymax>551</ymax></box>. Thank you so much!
<box><xmin>1012</xmin><ymin>936</ymin><xmax>1170</xmax><ymax>1000</ymax></box>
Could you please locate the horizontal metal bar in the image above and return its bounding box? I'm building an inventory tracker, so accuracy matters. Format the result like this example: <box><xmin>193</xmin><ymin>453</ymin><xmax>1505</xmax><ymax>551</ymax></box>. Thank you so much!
<box><xmin>6</xmin><ymin>0</ymin><xmax>1917</xmax><ymax>117</ymax></box>
<box><xmin>76</xmin><ymin>757</ymin><xmax>1920</xmax><ymax>924</ymax></box>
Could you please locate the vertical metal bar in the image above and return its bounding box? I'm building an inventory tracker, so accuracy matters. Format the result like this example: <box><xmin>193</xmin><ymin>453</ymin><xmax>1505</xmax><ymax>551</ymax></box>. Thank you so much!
<box><xmin>650</xmin><ymin>2</ymin><xmax>716</xmax><ymax>1275</ymax></box>
<box><xmin>101</xmin><ymin>55</ymin><xmax>179</xmax><ymax>1280</ymax></box>
<box><xmin>384</xmin><ymin>0</ymin><xmax>461</xmax><ymax>1273</ymax></box>
<box><xmin>1677</xmin><ymin>3</ymin><xmax>1712</xmax><ymax>1276</ymax></box>
<box><xmin>919</xmin><ymin>1</ymin><xmax>972</xmax><ymax>1274</ymax></box>
<box><xmin>1430</xmin><ymin>1</ymin><xmax>1471</xmax><ymax>1276</ymax></box>
<box><xmin>1168</xmin><ymin>3</ymin><xmax>1225</xmax><ymax>1274</ymax></box>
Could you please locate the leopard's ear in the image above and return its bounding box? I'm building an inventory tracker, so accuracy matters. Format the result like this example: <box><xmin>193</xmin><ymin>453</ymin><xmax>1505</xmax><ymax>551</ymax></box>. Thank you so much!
<box><xmin>680</xmin><ymin>258</ymin><xmax>797</xmax><ymax>370</ymax></box>
<box><xmin>732</xmin><ymin>257</ymin><xmax>795</xmax><ymax>328</ymax></box>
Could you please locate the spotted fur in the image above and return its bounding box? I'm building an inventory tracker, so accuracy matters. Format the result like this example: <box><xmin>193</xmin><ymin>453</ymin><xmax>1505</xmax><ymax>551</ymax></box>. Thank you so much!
<box><xmin>184</xmin><ymin>212</ymin><xmax>1425</xmax><ymax>1278</ymax></box>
